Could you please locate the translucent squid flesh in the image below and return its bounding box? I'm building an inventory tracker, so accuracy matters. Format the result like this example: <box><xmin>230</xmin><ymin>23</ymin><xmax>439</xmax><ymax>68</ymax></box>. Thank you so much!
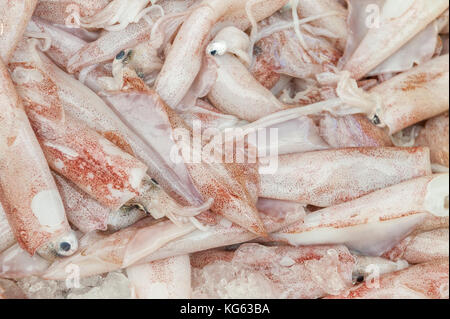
<box><xmin>259</xmin><ymin>147</ymin><xmax>431</xmax><ymax>207</ymax></box>
<box><xmin>155</xmin><ymin>0</ymin><xmax>288</xmax><ymax>108</ymax></box>
<box><xmin>0</xmin><ymin>58</ymin><xmax>77</xmax><ymax>258</ymax></box>
<box><xmin>0</xmin><ymin>244</ymin><xmax>50</xmax><ymax>279</ymax></box>
<box><xmin>271</xmin><ymin>174</ymin><xmax>449</xmax><ymax>256</ymax></box>
<box><xmin>43</xmin><ymin>218</ymin><xmax>197</xmax><ymax>280</ymax></box>
<box><xmin>191</xmin><ymin>244</ymin><xmax>355</xmax><ymax>299</ymax></box>
<box><xmin>382</xmin><ymin>228</ymin><xmax>449</xmax><ymax>265</ymax></box>
<box><xmin>0</xmin><ymin>0</ymin><xmax>37</xmax><ymax>62</ymax></box>
<box><xmin>103</xmin><ymin>89</ymin><xmax>265</xmax><ymax>234</ymax></box>
<box><xmin>126</xmin><ymin>255</ymin><xmax>192</xmax><ymax>299</ymax></box>
<box><xmin>343</xmin><ymin>0</ymin><xmax>449</xmax><ymax>80</ymax></box>
<box><xmin>326</xmin><ymin>259</ymin><xmax>449</xmax><ymax>299</ymax></box>
<box><xmin>141</xmin><ymin>198</ymin><xmax>305</xmax><ymax>263</ymax></box>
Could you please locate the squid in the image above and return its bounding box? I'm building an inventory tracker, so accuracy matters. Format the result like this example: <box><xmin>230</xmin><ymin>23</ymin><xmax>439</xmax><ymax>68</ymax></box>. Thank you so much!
<box><xmin>343</xmin><ymin>0</ymin><xmax>449</xmax><ymax>79</ymax></box>
<box><xmin>43</xmin><ymin>218</ymin><xmax>197</xmax><ymax>279</ymax></box>
<box><xmin>382</xmin><ymin>228</ymin><xmax>449</xmax><ymax>265</ymax></box>
<box><xmin>66</xmin><ymin>1</ymin><xmax>192</xmax><ymax>73</ymax></box>
<box><xmin>0</xmin><ymin>244</ymin><xmax>50</xmax><ymax>279</ymax></box>
<box><xmin>326</xmin><ymin>259</ymin><xmax>449</xmax><ymax>299</ymax></box>
<box><xmin>141</xmin><ymin>198</ymin><xmax>305</xmax><ymax>263</ymax></box>
<box><xmin>34</xmin><ymin>0</ymin><xmax>110</xmax><ymax>26</ymax></box>
<box><xmin>126</xmin><ymin>255</ymin><xmax>192</xmax><ymax>299</ymax></box>
<box><xmin>0</xmin><ymin>0</ymin><xmax>37</xmax><ymax>62</ymax></box>
<box><xmin>15</xmin><ymin>35</ymin><xmax>208</xmax><ymax>213</ymax></box>
<box><xmin>10</xmin><ymin>39</ymin><xmax>209</xmax><ymax>226</ymax></box>
<box><xmin>0</xmin><ymin>57</ymin><xmax>77</xmax><ymax>258</ymax></box>
<box><xmin>271</xmin><ymin>174</ymin><xmax>449</xmax><ymax>256</ymax></box>
<box><xmin>415</xmin><ymin>112</ymin><xmax>449</xmax><ymax>168</ymax></box>
<box><xmin>102</xmin><ymin>88</ymin><xmax>265</xmax><ymax>234</ymax></box>
<box><xmin>155</xmin><ymin>0</ymin><xmax>289</xmax><ymax>108</ymax></box>
<box><xmin>259</xmin><ymin>147</ymin><xmax>431</xmax><ymax>207</ymax></box>
<box><xmin>191</xmin><ymin>244</ymin><xmax>355</xmax><ymax>299</ymax></box>
<box><xmin>341</xmin><ymin>54</ymin><xmax>449</xmax><ymax>135</ymax></box>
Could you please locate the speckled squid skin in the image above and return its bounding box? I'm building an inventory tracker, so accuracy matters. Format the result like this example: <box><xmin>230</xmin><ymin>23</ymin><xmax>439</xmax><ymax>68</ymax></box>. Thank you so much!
<box><xmin>155</xmin><ymin>0</ymin><xmax>288</xmax><ymax>108</ymax></box>
<box><xmin>259</xmin><ymin>147</ymin><xmax>432</xmax><ymax>207</ymax></box>
<box><xmin>343</xmin><ymin>0</ymin><xmax>449</xmax><ymax>80</ymax></box>
<box><xmin>272</xmin><ymin>175</ymin><xmax>448</xmax><ymax>256</ymax></box>
<box><xmin>0</xmin><ymin>58</ymin><xmax>71</xmax><ymax>255</ymax></box>
<box><xmin>326</xmin><ymin>259</ymin><xmax>449</xmax><ymax>299</ymax></box>
<box><xmin>0</xmin><ymin>0</ymin><xmax>37</xmax><ymax>62</ymax></box>
<box><xmin>370</xmin><ymin>54</ymin><xmax>449</xmax><ymax>134</ymax></box>
<box><xmin>415</xmin><ymin>112</ymin><xmax>449</xmax><ymax>167</ymax></box>
<box><xmin>33</xmin><ymin>0</ymin><xmax>110</xmax><ymax>25</ymax></box>
<box><xmin>383</xmin><ymin>228</ymin><xmax>449</xmax><ymax>265</ymax></box>
<box><xmin>9</xmin><ymin>41</ymin><xmax>148</xmax><ymax>211</ymax></box>
<box><xmin>0</xmin><ymin>203</ymin><xmax>15</xmax><ymax>253</ymax></box>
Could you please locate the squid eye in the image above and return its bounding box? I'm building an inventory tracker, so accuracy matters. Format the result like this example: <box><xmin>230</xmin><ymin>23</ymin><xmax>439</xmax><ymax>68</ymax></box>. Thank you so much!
<box><xmin>59</xmin><ymin>242</ymin><xmax>71</xmax><ymax>252</ymax></box>
<box><xmin>209</xmin><ymin>49</ymin><xmax>218</xmax><ymax>56</ymax></box>
<box><xmin>116</xmin><ymin>50</ymin><xmax>126</xmax><ymax>60</ymax></box>
<box><xmin>371</xmin><ymin>114</ymin><xmax>381</xmax><ymax>125</ymax></box>
<box><xmin>356</xmin><ymin>275</ymin><xmax>364</xmax><ymax>283</ymax></box>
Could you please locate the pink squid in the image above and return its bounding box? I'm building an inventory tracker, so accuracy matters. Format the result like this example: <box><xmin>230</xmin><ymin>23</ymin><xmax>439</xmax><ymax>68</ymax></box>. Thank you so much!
<box><xmin>259</xmin><ymin>147</ymin><xmax>431</xmax><ymax>207</ymax></box>
<box><xmin>382</xmin><ymin>228</ymin><xmax>449</xmax><ymax>265</ymax></box>
<box><xmin>271</xmin><ymin>174</ymin><xmax>449</xmax><ymax>256</ymax></box>
<box><xmin>155</xmin><ymin>0</ymin><xmax>289</xmax><ymax>108</ymax></box>
<box><xmin>343</xmin><ymin>0</ymin><xmax>449</xmax><ymax>79</ymax></box>
<box><xmin>0</xmin><ymin>57</ymin><xmax>77</xmax><ymax>258</ymax></box>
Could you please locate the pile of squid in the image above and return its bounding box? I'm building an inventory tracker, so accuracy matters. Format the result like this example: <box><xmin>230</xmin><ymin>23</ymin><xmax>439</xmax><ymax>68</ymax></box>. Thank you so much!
<box><xmin>0</xmin><ymin>0</ymin><xmax>449</xmax><ymax>299</ymax></box>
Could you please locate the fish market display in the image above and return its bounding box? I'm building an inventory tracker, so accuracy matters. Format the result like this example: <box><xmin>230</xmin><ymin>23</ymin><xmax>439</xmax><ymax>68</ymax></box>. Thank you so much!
<box><xmin>0</xmin><ymin>0</ymin><xmax>448</xmax><ymax>299</ymax></box>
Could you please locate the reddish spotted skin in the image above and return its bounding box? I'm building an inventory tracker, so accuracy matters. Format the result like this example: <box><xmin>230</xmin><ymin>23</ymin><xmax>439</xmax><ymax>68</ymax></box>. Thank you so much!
<box><xmin>9</xmin><ymin>51</ymin><xmax>147</xmax><ymax>211</ymax></box>
<box><xmin>0</xmin><ymin>59</ymin><xmax>70</xmax><ymax>255</ymax></box>
<box><xmin>326</xmin><ymin>259</ymin><xmax>449</xmax><ymax>299</ymax></box>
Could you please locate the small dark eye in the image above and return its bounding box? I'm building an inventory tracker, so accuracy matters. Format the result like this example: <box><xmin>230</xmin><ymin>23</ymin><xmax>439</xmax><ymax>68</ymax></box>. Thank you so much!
<box><xmin>210</xmin><ymin>50</ymin><xmax>217</xmax><ymax>56</ymax></box>
<box><xmin>60</xmin><ymin>242</ymin><xmax>71</xmax><ymax>252</ymax></box>
<box><xmin>116</xmin><ymin>50</ymin><xmax>125</xmax><ymax>60</ymax></box>
<box><xmin>356</xmin><ymin>275</ymin><xmax>364</xmax><ymax>283</ymax></box>
<box><xmin>371</xmin><ymin>115</ymin><xmax>381</xmax><ymax>125</ymax></box>
<box><xmin>151</xmin><ymin>178</ymin><xmax>159</xmax><ymax>185</ymax></box>
<box><xmin>253</xmin><ymin>45</ymin><xmax>262</xmax><ymax>56</ymax></box>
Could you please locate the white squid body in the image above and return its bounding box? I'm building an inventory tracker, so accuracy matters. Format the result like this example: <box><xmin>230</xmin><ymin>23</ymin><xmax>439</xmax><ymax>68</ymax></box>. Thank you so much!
<box><xmin>0</xmin><ymin>0</ymin><xmax>37</xmax><ymax>62</ymax></box>
<box><xmin>383</xmin><ymin>228</ymin><xmax>449</xmax><ymax>265</ymax></box>
<box><xmin>343</xmin><ymin>0</ymin><xmax>449</xmax><ymax>79</ymax></box>
<box><xmin>155</xmin><ymin>0</ymin><xmax>289</xmax><ymax>108</ymax></box>
<box><xmin>0</xmin><ymin>244</ymin><xmax>50</xmax><ymax>279</ymax></box>
<box><xmin>272</xmin><ymin>174</ymin><xmax>449</xmax><ymax>256</ymax></box>
<box><xmin>259</xmin><ymin>147</ymin><xmax>431</xmax><ymax>207</ymax></box>
<box><xmin>191</xmin><ymin>244</ymin><xmax>355</xmax><ymax>299</ymax></box>
<box><xmin>127</xmin><ymin>255</ymin><xmax>191</xmax><ymax>299</ymax></box>
<box><xmin>370</xmin><ymin>54</ymin><xmax>449</xmax><ymax>134</ymax></box>
<box><xmin>326</xmin><ymin>259</ymin><xmax>449</xmax><ymax>299</ymax></box>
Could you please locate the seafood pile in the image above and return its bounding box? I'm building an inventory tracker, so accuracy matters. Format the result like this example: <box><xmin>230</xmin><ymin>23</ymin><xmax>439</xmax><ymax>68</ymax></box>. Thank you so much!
<box><xmin>0</xmin><ymin>0</ymin><xmax>449</xmax><ymax>299</ymax></box>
